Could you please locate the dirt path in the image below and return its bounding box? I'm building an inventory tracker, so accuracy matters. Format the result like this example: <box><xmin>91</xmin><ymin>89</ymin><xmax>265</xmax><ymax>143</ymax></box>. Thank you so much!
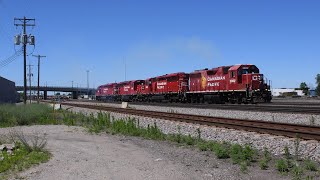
<box><xmin>0</xmin><ymin>125</ymin><xmax>289</xmax><ymax>180</ymax></box>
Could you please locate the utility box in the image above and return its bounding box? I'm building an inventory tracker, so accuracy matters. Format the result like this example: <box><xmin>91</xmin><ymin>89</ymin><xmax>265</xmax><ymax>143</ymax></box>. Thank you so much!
<box><xmin>121</xmin><ymin>102</ymin><xmax>128</xmax><ymax>108</ymax></box>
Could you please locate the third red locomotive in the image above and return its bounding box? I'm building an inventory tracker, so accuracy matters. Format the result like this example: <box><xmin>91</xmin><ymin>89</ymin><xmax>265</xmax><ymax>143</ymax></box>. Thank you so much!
<box><xmin>96</xmin><ymin>64</ymin><xmax>272</xmax><ymax>104</ymax></box>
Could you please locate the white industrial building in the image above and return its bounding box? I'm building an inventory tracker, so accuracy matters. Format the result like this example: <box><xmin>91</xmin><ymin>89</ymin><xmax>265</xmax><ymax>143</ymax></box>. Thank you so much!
<box><xmin>271</xmin><ymin>88</ymin><xmax>304</xmax><ymax>97</ymax></box>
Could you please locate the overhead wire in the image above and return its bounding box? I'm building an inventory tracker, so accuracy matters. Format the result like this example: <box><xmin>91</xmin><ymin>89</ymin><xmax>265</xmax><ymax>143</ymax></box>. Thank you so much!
<box><xmin>0</xmin><ymin>47</ymin><xmax>23</xmax><ymax>69</ymax></box>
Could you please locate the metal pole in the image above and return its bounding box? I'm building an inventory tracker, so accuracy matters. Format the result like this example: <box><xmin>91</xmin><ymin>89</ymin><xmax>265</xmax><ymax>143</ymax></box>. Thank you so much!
<box><xmin>37</xmin><ymin>56</ymin><xmax>40</xmax><ymax>102</ymax></box>
<box><xmin>33</xmin><ymin>55</ymin><xmax>46</xmax><ymax>103</ymax></box>
<box><xmin>28</xmin><ymin>63</ymin><xmax>32</xmax><ymax>104</ymax></box>
<box><xmin>86</xmin><ymin>70</ymin><xmax>89</xmax><ymax>96</ymax></box>
<box><xmin>14</xmin><ymin>17</ymin><xmax>35</xmax><ymax>104</ymax></box>
<box><xmin>23</xmin><ymin>17</ymin><xmax>27</xmax><ymax>104</ymax></box>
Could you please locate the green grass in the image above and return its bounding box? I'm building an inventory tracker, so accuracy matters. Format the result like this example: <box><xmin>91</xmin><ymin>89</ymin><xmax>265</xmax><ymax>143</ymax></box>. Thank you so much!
<box><xmin>292</xmin><ymin>163</ymin><xmax>304</xmax><ymax>180</ymax></box>
<box><xmin>212</xmin><ymin>142</ymin><xmax>230</xmax><ymax>159</ymax></box>
<box><xmin>0</xmin><ymin>145</ymin><xmax>51</xmax><ymax>179</ymax></box>
<box><xmin>259</xmin><ymin>159</ymin><xmax>268</xmax><ymax>170</ymax></box>
<box><xmin>276</xmin><ymin>159</ymin><xmax>290</xmax><ymax>173</ymax></box>
<box><xmin>304</xmin><ymin>159</ymin><xmax>318</xmax><ymax>172</ymax></box>
<box><xmin>259</xmin><ymin>148</ymin><xmax>272</xmax><ymax>170</ymax></box>
<box><xmin>0</xmin><ymin>104</ymin><xmax>53</xmax><ymax>127</ymax></box>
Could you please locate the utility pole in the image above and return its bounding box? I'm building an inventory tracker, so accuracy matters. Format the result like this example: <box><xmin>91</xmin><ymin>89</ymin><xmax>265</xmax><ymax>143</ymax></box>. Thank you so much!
<box><xmin>86</xmin><ymin>70</ymin><xmax>89</xmax><ymax>96</ymax></box>
<box><xmin>27</xmin><ymin>64</ymin><xmax>33</xmax><ymax>104</ymax></box>
<box><xmin>32</xmin><ymin>54</ymin><xmax>46</xmax><ymax>103</ymax></box>
<box><xmin>14</xmin><ymin>17</ymin><xmax>36</xmax><ymax>104</ymax></box>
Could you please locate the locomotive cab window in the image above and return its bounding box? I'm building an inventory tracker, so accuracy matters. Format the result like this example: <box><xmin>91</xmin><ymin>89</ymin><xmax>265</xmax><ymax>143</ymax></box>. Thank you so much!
<box><xmin>230</xmin><ymin>71</ymin><xmax>235</xmax><ymax>78</ymax></box>
<box><xmin>223</xmin><ymin>66</ymin><xmax>231</xmax><ymax>74</ymax></box>
<box><xmin>240</xmin><ymin>66</ymin><xmax>259</xmax><ymax>75</ymax></box>
<box><xmin>207</xmin><ymin>70</ymin><xmax>217</xmax><ymax>76</ymax></box>
<box><xmin>190</xmin><ymin>73</ymin><xmax>201</xmax><ymax>78</ymax></box>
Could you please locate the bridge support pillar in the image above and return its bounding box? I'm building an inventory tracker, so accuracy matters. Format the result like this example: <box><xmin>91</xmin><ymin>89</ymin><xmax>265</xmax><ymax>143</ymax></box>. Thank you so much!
<box><xmin>44</xmin><ymin>91</ymin><xmax>47</xmax><ymax>100</ymax></box>
<box><xmin>72</xmin><ymin>91</ymin><xmax>78</xmax><ymax>99</ymax></box>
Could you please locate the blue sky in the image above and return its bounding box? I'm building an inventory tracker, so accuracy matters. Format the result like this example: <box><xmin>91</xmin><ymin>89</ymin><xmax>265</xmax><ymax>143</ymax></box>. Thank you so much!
<box><xmin>0</xmin><ymin>0</ymin><xmax>319</xmax><ymax>89</ymax></box>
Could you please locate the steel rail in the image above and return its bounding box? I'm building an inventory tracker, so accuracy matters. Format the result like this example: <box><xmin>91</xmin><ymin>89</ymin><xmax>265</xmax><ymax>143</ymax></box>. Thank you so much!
<box><xmin>68</xmin><ymin>99</ymin><xmax>320</xmax><ymax>115</ymax></box>
<box><xmin>60</xmin><ymin>102</ymin><xmax>320</xmax><ymax>141</ymax></box>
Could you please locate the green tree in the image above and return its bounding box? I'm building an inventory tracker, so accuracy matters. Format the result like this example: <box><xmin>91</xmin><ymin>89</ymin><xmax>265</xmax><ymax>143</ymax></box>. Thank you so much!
<box><xmin>299</xmin><ymin>82</ymin><xmax>309</xmax><ymax>96</ymax></box>
<box><xmin>316</xmin><ymin>74</ymin><xmax>320</xmax><ymax>96</ymax></box>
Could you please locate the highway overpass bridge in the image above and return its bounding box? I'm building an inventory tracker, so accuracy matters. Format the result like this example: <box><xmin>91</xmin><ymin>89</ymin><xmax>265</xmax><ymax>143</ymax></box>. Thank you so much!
<box><xmin>16</xmin><ymin>86</ymin><xmax>96</xmax><ymax>99</ymax></box>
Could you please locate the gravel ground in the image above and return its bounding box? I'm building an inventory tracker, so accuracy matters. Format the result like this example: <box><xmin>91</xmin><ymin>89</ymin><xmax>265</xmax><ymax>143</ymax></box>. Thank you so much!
<box><xmin>63</xmin><ymin>101</ymin><xmax>320</xmax><ymax>126</ymax></box>
<box><xmin>62</xmin><ymin>105</ymin><xmax>320</xmax><ymax>162</ymax></box>
<box><xmin>0</xmin><ymin>125</ymin><xmax>293</xmax><ymax>180</ymax></box>
<box><xmin>272</xmin><ymin>97</ymin><xmax>320</xmax><ymax>103</ymax></box>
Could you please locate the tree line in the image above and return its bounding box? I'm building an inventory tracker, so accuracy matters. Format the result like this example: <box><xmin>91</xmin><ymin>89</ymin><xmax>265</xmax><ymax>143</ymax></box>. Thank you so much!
<box><xmin>300</xmin><ymin>74</ymin><xmax>320</xmax><ymax>96</ymax></box>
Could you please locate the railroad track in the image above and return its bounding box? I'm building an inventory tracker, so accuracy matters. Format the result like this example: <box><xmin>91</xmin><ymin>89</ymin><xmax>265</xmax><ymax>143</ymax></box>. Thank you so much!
<box><xmin>67</xmin><ymin>99</ymin><xmax>320</xmax><ymax>115</ymax></box>
<box><xmin>60</xmin><ymin>102</ymin><xmax>320</xmax><ymax>141</ymax></box>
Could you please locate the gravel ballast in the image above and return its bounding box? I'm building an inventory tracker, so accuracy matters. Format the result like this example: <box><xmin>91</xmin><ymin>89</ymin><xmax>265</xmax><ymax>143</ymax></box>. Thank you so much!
<box><xmin>62</xmin><ymin>104</ymin><xmax>320</xmax><ymax>162</ymax></box>
<box><xmin>64</xmin><ymin>101</ymin><xmax>320</xmax><ymax>126</ymax></box>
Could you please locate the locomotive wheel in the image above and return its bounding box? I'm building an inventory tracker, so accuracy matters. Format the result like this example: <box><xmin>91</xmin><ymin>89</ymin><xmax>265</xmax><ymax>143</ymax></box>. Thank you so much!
<box><xmin>251</xmin><ymin>98</ymin><xmax>258</xmax><ymax>104</ymax></box>
<box><xmin>200</xmin><ymin>97</ymin><xmax>204</xmax><ymax>103</ymax></box>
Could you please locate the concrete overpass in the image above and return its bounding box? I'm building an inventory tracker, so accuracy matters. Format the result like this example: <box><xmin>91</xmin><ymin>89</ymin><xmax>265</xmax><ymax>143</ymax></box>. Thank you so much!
<box><xmin>16</xmin><ymin>86</ymin><xmax>96</xmax><ymax>99</ymax></box>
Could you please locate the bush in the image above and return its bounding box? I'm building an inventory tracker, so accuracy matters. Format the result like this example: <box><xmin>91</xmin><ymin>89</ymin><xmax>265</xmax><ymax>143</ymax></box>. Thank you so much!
<box><xmin>240</xmin><ymin>161</ymin><xmax>248</xmax><ymax>173</ymax></box>
<box><xmin>230</xmin><ymin>144</ymin><xmax>243</xmax><ymax>164</ymax></box>
<box><xmin>230</xmin><ymin>144</ymin><xmax>255</xmax><ymax>165</ymax></box>
<box><xmin>259</xmin><ymin>159</ymin><xmax>268</xmax><ymax>170</ymax></box>
<box><xmin>183</xmin><ymin>135</ymin><xmax>196</xmax><ymax>146</ymax></box>
<box><xmin>0</xmin><ymin>145</ymin><xmax>50</xmax><ymax>175</ymax></box>
<box><xmin>0</xmin><ymin>129</ymin><xmax>50</xmax><ymax>178</ymax></box>
<box><xmin>304</xmin><ymin>159</ymin><xmax>318</xmax><ymax>171</ymax></box>
<box><xmin>263</xmin><ymin>148</ymin><xmax>271</xmax><ymax>162</ymax></box>
<box><xmin>292</xmin><ymin>162</ymin><xmax>304</xmax><ymax>179</ymax></box>
<box><xmin>212</xmin><ymin>143</ymin><xmax>230</xmax><ymax>159</ymax></box>
<box><xmin>276</xmin><ymin>159</ymin><xmax>289</xmax><ymax>173</ymax></box>
<box><xmin>197</xmin><ymin>142</ymin><xmax>210</xmax><ymax>151</ymax></box>
<box><xmin>8</xmin><ymin>129</ymin><xmax>47</xmax><ymax>153</ymax></box>
<box><xmin>259</xmin><ymin>148</ymin><xmax>271</xmax><ymax>170</ymax></box>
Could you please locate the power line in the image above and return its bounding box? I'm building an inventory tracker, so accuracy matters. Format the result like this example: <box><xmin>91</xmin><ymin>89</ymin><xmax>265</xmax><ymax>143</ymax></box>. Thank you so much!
<box><xmin>0</xmin><ymin>51</ymin><xmax>22</xmax><ymax>68</ymax></box>
<box><xmin>0</xmin><ymin>47</ymin><xmax>23</xmax><ymax>69</ymax></box>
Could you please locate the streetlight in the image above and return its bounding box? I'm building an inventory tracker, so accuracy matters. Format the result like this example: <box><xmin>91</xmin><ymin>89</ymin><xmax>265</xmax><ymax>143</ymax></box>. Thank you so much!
<box><xmin>86</xmin><ymin>70</ymin><xmax>89</xmax><ymax>97</ymax></box>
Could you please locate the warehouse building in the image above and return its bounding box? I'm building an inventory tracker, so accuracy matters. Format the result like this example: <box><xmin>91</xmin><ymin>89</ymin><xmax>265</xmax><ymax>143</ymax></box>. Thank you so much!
<box><xmin>272</xmin><ymin>88</ymin><xmax>304</xmax><ymax>97</ymax></box>
<box><xmin>0</xmin><ymin>76</ymin><xmax>18</xmax><ymax>103</ymax></box>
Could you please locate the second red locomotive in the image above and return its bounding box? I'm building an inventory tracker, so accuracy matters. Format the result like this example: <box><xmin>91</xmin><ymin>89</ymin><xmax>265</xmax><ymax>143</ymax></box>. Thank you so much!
<box><xmin>96</xmin><ymin>64</ymin><xmax>272</xmax><ymax>104</ymax></box>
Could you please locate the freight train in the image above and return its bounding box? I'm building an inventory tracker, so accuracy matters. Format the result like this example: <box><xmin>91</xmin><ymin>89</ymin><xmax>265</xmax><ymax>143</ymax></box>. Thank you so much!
<box><xmin>96</xmin><ymin>64</ymin><xmax>272</xmax><ymax>104</ymax></box>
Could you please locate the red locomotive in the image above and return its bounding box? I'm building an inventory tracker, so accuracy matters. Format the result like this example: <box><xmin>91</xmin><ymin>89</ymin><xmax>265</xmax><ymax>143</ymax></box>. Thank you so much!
<box><xmin>96</xmin><ymin>64</ymin><xmax>272</xmax><ymax>103</ymax></box>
